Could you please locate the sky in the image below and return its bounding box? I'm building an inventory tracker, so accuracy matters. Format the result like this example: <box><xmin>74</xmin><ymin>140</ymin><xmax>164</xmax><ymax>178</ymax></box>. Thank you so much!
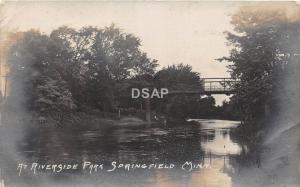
<box><xmin>0</xmin><ymin>1</ymin><xmax>241</xmax><ymax>104</ymax></box>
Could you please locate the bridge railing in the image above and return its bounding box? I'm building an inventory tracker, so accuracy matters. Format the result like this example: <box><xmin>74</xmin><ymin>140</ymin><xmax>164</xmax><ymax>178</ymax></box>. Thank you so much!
<box><xmin>165</xmin><ymin>78</ymin><xmax>239</xmax><ymax>95</ymax></box>
<box><xmin>204</xmin><ymin>85</ymin><xmax>233</xmax><ymax>92</ymax></box>
<box><xmin>202</xmin><ymin>78</ymin><xmax>239</xmax><ymax>93</ymax></box>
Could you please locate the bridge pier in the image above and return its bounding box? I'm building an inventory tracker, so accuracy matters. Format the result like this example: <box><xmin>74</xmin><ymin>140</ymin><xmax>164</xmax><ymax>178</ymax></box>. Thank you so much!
<box><xmin>145</xmin><ymin>97</ymin><xmax>151</xmax><ymax>126</ymax></box>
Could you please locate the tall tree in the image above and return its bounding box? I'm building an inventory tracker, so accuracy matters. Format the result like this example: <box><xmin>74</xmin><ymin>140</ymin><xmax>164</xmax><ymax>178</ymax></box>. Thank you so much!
<box><xmin>220</xmin><ymin>5</ymin><xmax>300</xmax><ymax>131</ymax></box>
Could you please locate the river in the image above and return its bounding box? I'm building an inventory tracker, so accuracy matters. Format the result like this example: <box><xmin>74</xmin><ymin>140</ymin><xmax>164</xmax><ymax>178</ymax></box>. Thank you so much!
<box><xmin>0</xmin><ymin>119</ymin><xmax>250</xmax><ymax>187</ymax></box>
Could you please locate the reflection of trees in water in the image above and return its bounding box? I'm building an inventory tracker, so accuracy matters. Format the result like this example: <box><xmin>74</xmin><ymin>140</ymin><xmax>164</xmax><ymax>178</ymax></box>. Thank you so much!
<box><xmin>228</xmin><ymin>127</ymin><xmax>261</xmax><ymax>167</ymax></box>
<box><xmin>227</xmin><ymin>136</ymin><xmax>262</xmax><ymax>187</ymax></box>
<box><xmin>0</xmin><ymin>123</ymin><xmax>206</xmax><ymax>186</ymax></box>
<box><xmin>0</xmin><ymin>113</ymin><xmax>43</xmax><ymax>186</ymax></box>
<box><xmin>227</xmin><ymin>127</ymin><xmax>260</xmax><ymax>168</ymax></box>
<box><xmin>200</xmin><ymin>129</ymin><xmax>216</xmax><ymax>142</ymax></box>
<box><xmin>115</xmin><ymin>125</ymin><xmax>205</xmax><ymax>165</ymax></box>
<box><xmin>21</xmin><ymin>126</ymin><xmax>121</xmax><ymax>163</ymax></box>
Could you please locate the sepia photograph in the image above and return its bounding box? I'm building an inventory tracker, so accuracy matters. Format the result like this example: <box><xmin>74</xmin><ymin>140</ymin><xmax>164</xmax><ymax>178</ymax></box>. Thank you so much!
<box><xmin>0</xmin><ymin>0</ymin><xmax>299</xmax><ymax>186</ymax></box>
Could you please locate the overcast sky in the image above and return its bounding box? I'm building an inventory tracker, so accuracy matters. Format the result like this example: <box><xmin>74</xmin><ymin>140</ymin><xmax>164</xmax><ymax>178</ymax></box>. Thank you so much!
<box><xmin>1</xmin><ymin>1</ymin><xmax>241</xmax><ymax>104</ymax></box>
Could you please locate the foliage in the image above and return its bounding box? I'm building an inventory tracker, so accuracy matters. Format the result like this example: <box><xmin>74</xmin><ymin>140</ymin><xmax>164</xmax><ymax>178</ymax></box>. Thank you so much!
<box><xmin>154</xmin><ymin>63</ymin><xmax>202</xmax><ymax>90</ymax></box>
<box><xmin>152</xmin><ymin>64</ymin><xmax>211</xmax><ymax>120</ymax></box>
<box><xmin>216</xmin><ymin>97</ymin><xmax>241</xmax><ymax>120</ymax></box>
<box><xmin>49</xmin><ymin>25</ymin><xmax>158</xmax><ymax>109</ymax></box>
<box><xmin>8</xmin><ymin>31</ymin><xmax>76</xmax><ymax>114</ymax></box>
<box><xmin>8</xmin><ymin>25</ymin><xmax>158</xmax><ymax>117</ymax></box>
<box><xmin>220</xmin><ymin>6</ymin><xmax>300</xmax><ymax>130</ymax></box>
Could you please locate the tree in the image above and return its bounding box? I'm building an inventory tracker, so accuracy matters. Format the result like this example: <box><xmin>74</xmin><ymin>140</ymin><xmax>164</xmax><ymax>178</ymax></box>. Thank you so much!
<box><xmin>50</xmin><ymin>26</ymin><xmax>98</xmax><ymax>105</ymax></box>
<box><xmin>8</xmin><ymin>30</ymin><xmax>76</xmax><ymax>115</ymax></box>
<box><xmin>219</xmin><ymin>5</ymin><xmax>300</xmax><ymax>131</ymax></box>
<box><xmin>154</xmin><ymin>64</ymin><xmax>202</xmax><ymax>90</ymax></box>
<box><xmin>81</xmin><ymin>25</ymin><xmax>158</xmax><ymax>110</ymax></box>
<box><xmin>153</xmin><ymin>64</ymin><xmax>207</xmax><ymax>120</ymax></box>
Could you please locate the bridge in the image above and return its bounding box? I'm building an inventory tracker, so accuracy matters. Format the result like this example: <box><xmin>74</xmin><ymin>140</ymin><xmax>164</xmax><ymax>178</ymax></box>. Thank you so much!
<box><xmin>167</xmin><ymin>78</ymin><xmax>239</xmax><ymax>96</ymax></box>
<box><xmin>141</xmin><ymin>77</ymin><xmax>239</xmax><ymax>124</ymax></box>
<box><xmin>122</xmin><ymin>77</ymin><xmax>239</xmax><ymax>99</ymax></box>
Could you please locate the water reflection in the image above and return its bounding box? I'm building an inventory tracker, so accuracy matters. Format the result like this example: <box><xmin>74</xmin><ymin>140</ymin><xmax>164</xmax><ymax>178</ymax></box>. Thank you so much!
<box><xmin>0</xmin><ymin>119</ymin><xmax>245</xmax><ymax>186</ymax></box>
<box><xmin>196</xmin><ymin>119</ymin><xmax>242</xmax><ymax>155</ymax></box>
